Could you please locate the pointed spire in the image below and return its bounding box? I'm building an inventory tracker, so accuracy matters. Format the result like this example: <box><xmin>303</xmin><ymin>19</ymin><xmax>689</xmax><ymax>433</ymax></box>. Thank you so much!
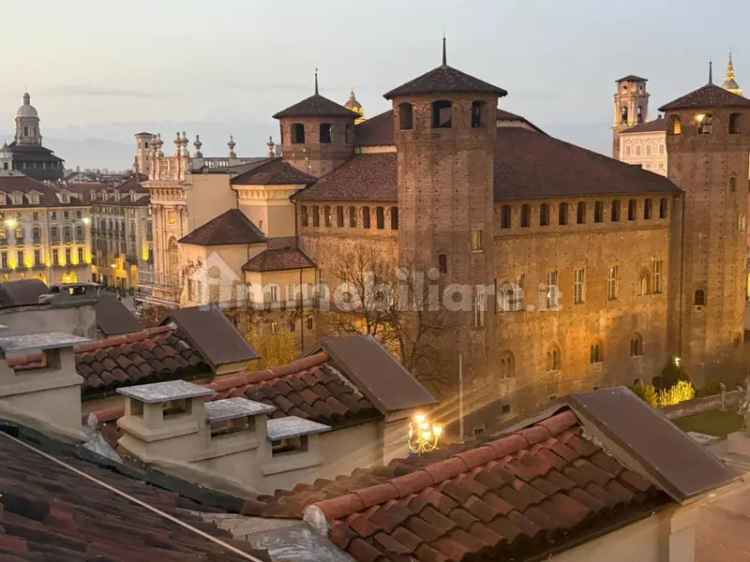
<box><xmin>708</xmin><ymin>59</ymin><xmax>713</xmax><ymax>85</ymax></box>
<box><xmin>442</xmin><ymin>35</ymin><xmax>447</xmax><ymax>66</ymax></box>
<box><xmin>728</xmin><ymin>51</ymin><xmax>737</xmax><ymax>80</ymax></box>
<box><xmin>314</xmin><ymin>67</ymin><xmax>319</xmax><ymax>95</ymax></box>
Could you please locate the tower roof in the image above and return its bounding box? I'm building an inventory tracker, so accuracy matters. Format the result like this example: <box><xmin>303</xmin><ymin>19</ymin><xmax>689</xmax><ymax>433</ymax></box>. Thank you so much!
<box><xmin>273</xmin><ymin>68</ymin><xmax>359</xmax><ymax>119</ymax></box>
<box><xmin>659</xmin><ymin>83</ymin><xmax>750</xmax><ymax>111</ymax></box>
<box><xmin>178</xmin><ymin>209</ymin><xmax>266</xmax><ymax>246</ymax></box>
<box><xmin>616</xmin><ymin>74</ymin><xmax>648</xmax><ymax>83</ymax></box>
<box><xmin>722</xmin><ymin>52</ymin><xmax>743</xmax><ymax>96</ymax></box>
<box><xmin>383</xmin><ymin>38</ymin><xmax>507</xmax><ymax>99</ymax></box>
<box><xmin>16</xmin><ymin>92</ymin><xmax>38</xmax><ymax>118</ymax></box>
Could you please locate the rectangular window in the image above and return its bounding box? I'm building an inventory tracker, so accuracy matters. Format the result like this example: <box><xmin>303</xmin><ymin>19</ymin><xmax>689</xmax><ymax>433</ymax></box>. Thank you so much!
<box><xmin>644</xmin><ymin>199</ymin><xmax>653</xmax><ymax>219</ymax></box>
<box><xmin>627</xmin><ymin>200</ymin><xmax>637</xmax><ymax>221</ymax></box>
<box><xmin>336</xmin><ymin>206</ymin><xmax>344</xmax><ymax>227</ymax></box>
<box><xmin>78</xmin><ymin>247</ymin><xmax>84</xmax><ymax>264</ymax></box>
<box><xmin>653</xmin><ymin>259</ymin><xmax>663</xmax><ymax>294</ymax></box>
<box><xmin>500</xmin><ymin>205</ymin><xmax>511</xmax><ymax>229</ymax></box>
<box><xmin>611</xmin><ymin>200</ymin><xmax>621</xmax><ymax>222</ymax></box>
<box><xmin>546</xmin><ymin>271</ymin><xmax>559</xmax><ymax>309</ymax></box>
<box><xmin>301</xmin><ymin>206</ymin><xmax>308</xmax><ymax>227</ymax></box>
<box><xmin>52</xmin><ymin>249</ymin><xmax>59</xmax><ymax>266</ymax></box>
<box><xmin>576</xmin><ymin>202</ymin><xmax>586</xmax><ymax>224</ymax></box>
<box><xmin>539</xmin><ymin>204</ymin><xmax>550</xmax><ymax>226</ymax></box>
<box><xmin>594</xmin><ymin>201</ymin><xmax>604</xmax><ymax>223</ymax></box>
<box><xmin>659</xmin><ymin>198</ymin><xmax>668</xmax><ymax>219</ymax></box>
<box><xmin>472</xmin><ymin>289</ymin><xmax>485</xmax><ymax>328</ymax></box>
<box><xmin>471</xmin><ymin>229</ymin><xmax>483</xmax><ymax>252</ymax></box>
<box><xmin>376</xmin><ymin>207</ymin><xmax>385</xmax><ymax>229</ymax></box>
<box><xmin>324</xmin><ymin>207</ymin><xmax>332</xmax><ymax>227</ymax></box>
<box><xmin>607</xmin><ymin>266</ymin><xmax>618</xmax><ymax>300</ymax></box>
<box><xmin>34</xmin><ymin>249</ymin><xmax>41</xmax><ymax>266</ymax></box>
<box><xmin>574</xmin><ymin>269</ymin><xmax>585</xmax><ymax>304</ymax></box>
<box><xmin>362</xmin><ymin>207</ymin><xmax>371</xmax><ymax>229</ymax></box>
<box><xmin>438</xmin><ymin>254</ymin><xmax>448</xmax><ymax>274</ymax></box>
<box><xmin>312</xmin><ymin>206</ymin><xmax>320</xmax><ymax>227</ymax></box>
<box><xmin>521</xmin><ymin>205</ymin><xmax>530</xmax><ymax>228</ymax></box>
<box><xmin>390</xmin><ymin>207</ymin><xmax>398</xmax><ymax>230</ymax></box>
<box><xmin>65</xmin><ymin>248</ymin><xmax>71</xmax><ymax>265</ymax></box>
<box><xmin>1</xmin><ymin>252</ymin><xmax>7</xmax><ymax>269</ymax></box>
<box><xmin>16</xmin><ymin>250</ymin><xmax>23</xmax><ymax>268</ymax></box>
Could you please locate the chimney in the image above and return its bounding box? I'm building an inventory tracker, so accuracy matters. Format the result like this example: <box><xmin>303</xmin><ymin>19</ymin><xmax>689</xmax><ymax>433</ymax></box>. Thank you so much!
<box><xmin>115</xmin><ymin>379</ymin><xmax>331</xmax><ymax>494</ymax></box>
<box><xmin>0</xmin><ymin>332</ymin><xmax>89</xmax><ymax>440</ymax></box>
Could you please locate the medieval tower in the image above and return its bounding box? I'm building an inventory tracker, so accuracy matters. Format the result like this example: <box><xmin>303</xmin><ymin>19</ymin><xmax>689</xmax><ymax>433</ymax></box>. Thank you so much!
<box><xmin>612</xmin><ymin>75</ymin><xmax>650</xmax><ymax>157</ymax></box>
<box><xmin>385</xmin><ymin>41</ymin><xmax>506</xmax><ymax>406</ymax></box>
<box><xmin>662</xmin><ymin>68</ymin><xmax>750</xmax><ymax>385</ymax></box>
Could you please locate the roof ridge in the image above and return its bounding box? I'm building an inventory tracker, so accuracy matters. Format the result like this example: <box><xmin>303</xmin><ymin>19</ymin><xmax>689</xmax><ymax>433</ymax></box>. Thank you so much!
<box><xmin>76</xmin><ymin>325</ymin><xmax>174</xmax><ymax>353</ymax></box>
<box><xmin>311</xmin><ymin>409</ymin><xmax>579</xmax><ymax>522</ymax></box>
<box><xmin>207</xmin><ymin>351</ymin><xmax>330</xmax><ymax>392</ymax></box>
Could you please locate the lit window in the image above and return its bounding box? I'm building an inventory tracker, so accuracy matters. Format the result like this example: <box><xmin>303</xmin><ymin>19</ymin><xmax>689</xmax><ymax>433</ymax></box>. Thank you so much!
<box><xmin>574</xmin><ymin>269</ymin><xmax>585</xmax><ymax>304</ymax></box>
<box><xmin>607</xmin><ymin>266</ymin><xmax>618</xmax><ymax>300</ymax></box>
<box><xmin>471</xmin><ymin>229</ymin><xmax>483</xmax><ymax>252</ymax></box>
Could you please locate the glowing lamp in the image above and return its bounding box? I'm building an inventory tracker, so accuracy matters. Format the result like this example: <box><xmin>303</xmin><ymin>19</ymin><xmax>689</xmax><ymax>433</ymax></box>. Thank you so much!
<box><xmin>4</xmin><ymin>218</ymin><xmax>17</xmax><ymax>228</ymax></box>
<box><xmin>408</xmin><ymin>414</ymin><xmax>442</xmax><ymax>455</ymax></box>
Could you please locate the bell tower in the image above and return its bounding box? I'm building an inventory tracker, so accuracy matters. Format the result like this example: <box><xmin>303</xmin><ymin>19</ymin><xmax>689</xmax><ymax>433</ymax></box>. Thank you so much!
<box><xmin>385</xmin><ymin>40</ymin><xmax>507</xmax><ymax>419</ymax></box>
<box><xmin>662</xmin><ymin>67</ymin><xmax>750</xmax><ymax>386</ymax></box>
<box><xmin>15</xmin><ymin>93</ymin><xmax>42</xmax><ymax>146</ymax></box>
<box><xmin>612</xmin><ymin>75</ymin><xmax>649</xmax><ymax>157</ymax></box>
<box><xmin>273</xmin><ymin>71</ymin><xmax>358</xmax><ymax>177</ymax></box>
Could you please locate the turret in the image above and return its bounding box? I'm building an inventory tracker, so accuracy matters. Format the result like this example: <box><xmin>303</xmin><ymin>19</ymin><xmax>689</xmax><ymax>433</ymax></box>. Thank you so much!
<box><xmin>15</xmin><ymin>93</ymin><xmax>42</xmax><ymax>146</ymax></box>
<box><xmin>661</xmin><ymin>64</ymin><xmax>750</xmax><ymax>385</ymax></box>
<box><xmin>273</xmin><ymin>70</ymin><xmax>358</xmax><ymax>177</ymax></box>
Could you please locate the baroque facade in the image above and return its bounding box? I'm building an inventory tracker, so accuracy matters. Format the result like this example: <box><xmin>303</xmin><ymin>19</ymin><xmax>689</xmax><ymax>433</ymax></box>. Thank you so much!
<box><xmin>142</xmin><ymin>46</ymin><xmax>750</xmax><ymax>432</ymax></box>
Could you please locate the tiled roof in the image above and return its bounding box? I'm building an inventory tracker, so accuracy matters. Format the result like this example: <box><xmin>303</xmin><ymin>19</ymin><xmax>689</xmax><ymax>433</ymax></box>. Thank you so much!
<box><xmin>293</xmin><ymin>153</ymin><xmax>397</xmax><ymax>202</ymax></box>
<box><xmin>273</xmin><ymin>94</ymin><xmax>360</xmax><ymax>119</ymax></box>
<box><xmin>355</xmin><ymin>110</ymin><xmax>395</xmax><ymax>146</ymax></box>
<box><xmin>95</xmin><ymin>293</ymin><xmax>143</xmax><ymax>336</ymax></box>
<box><xmin>0</xmin><ymin>431</ymin><xmax>270</xmax><ymax>561</ymax></box>
<box><xmin>254</xmin><ymin>409</ymin><xmax>669</xmax><ymax>561</ymax></box>
<box><xmin>0</xmin><ymin>175</ymin><xmax>84</xmax><ymax>208</ymax></box>
<box><xmin>384</xmin><ymin>64</ymin><xmax>508</xmax><ymax>99</ymax></box>
<box><xmin>179</xmin><ymin>209</ymin><xmax>267</xmax><ymax>246</ymax></box>
<box><xmin>296</xmin><ymin>128</ymin><xmax>678</xmax><ymax>203</ymax></box>
<box><xmin>659</xmin><ymin>83</ymin><xmax>750</xmax><ymax>111</ymax></box>
<box><xmin>621</xmin><ymin>117</ymin><xmax>667</xmax><ymax>134</ymax></box>
<box><xmin>493</xmin><ymin>127</ymin><xmax>679</xmax><ymax>200</ymax></box>
<box><xmin>207</xmin><ymin>351</ymin><xmax>380</xmax><ymax>428</ymax></box>
<box><xmin>616</xmin><ymin>74</ymin><xmax>647</xmax><ymax>82</ymax></box>
<box><xmin>496</xmin><ymin>108</ymin><xmax>546</xmax><ymax>134</ymax></box>
<box><xmin>231</xmin><ymin>158</ymin><xmax>317</xmax><ymax>186</ymax></box>
<box><xmin>243</xmin><ymin>247</ymin><xmax>317</xmax><ymax>272</ymax></box>
<box><xmin>74</xmin><ymin>326</ymin><xmax>209</xmax><ymax>396</ymax></box>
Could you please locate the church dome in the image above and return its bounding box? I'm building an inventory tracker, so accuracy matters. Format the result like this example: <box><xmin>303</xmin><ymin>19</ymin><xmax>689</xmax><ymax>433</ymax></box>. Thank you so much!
<box><xmin>16</xmin><ymin>93</ymin><xmax>38</xmax><ymax>118</ymax></box>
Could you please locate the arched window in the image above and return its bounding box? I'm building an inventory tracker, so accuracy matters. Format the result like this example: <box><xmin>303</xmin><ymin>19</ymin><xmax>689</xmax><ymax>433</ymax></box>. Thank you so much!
<box><xmin>611</xmin><ymin>200</ymin><xmax>621</xmax><ymax>222</ymax></box>
<box><xmin>497</xmin><ymin>281</ymin><xmax>523</xmax><ymax>312</ymax></box>
<box><xmin>500</xmin><ymin>205</ymin><xmax>512</xmax><ymax>229</ymax></box>
<box><xmin>620</xmin><ymin>106</ymin><xmax>628</xmax><ymax>123</ymax></box>
<box><xmin>362</xmin><ymin>207</ymin><xmax>371</xmax><ymax>229</ymax></box>
<box><xmin>640</xmin><ymin>271</ymin><xmax>651</xmax><ymax>296</ymax></box>
<box><xmin>659</xmin><ymin>198</ymin><xmax>668</xmax><ymax>219</ymax></box>
<box><xmin>698</xmin><ymin>113</ymin><xmax>713</xmax><ymax>135</ymax></box>
<box><xmin>644</xmin><ymin>199</ymin><xmax>653</xmax><ymax>219</ymax></box>
<box><xmin>630</xmin><ymin>333</ymin><xmax>644</xmax><ymax>357</ymax></box>
<box><xmin>432</xmin><ymin>100</ymin><xmax>452</xmax><ymax>129</ymax></box>
<box><xmin>547</xmin><ymin>344</ymin><xmax>561</xmax><ymax>372</ymax></box>
<box><xmin>390</xmin><ymin>207</ymin><xmax>399</xmax><ymax>230</ymax></box>
<box><xmin>291</xmin><ymin>123</ymin><xmax>305</xmax><ymax>144</ymax></box>
<box><xmin>730</xmin><ymin>177</ymin><xmax>737</xmax><ymax>192</ymax></box>
<box><xmin>301</xmin><ymin>205</ymin><xmax>309</xmax><ymax>227</ymax></box>
<box><xmin>590</xmin><ymin>341</ymin><xmax>603</xmax><ymax>364</ymax></box>
<box><xmin>729</xmin><ymin>113</ymin><xmax>742</xmax><ymax>135</ymax></box>
<box><xmin>376</xmin><ymin>207</ymin><xmax>385</xmax><ymax>229</ymax></box>
<box><xmin>471</xmin><ymin>101</ymin><xmax>485</xmax><ymax>128</ymax></box>
<box><xmin>438</xmin><ymin>254</ymin><xmax>448</xmax><ymax>274</ymax></box>
<box><xmin>627</xmin><ymin>199</ymin><xmax>637</xmax><ymax>221</ymax></box>
<box><xmin>670</xmin><ymin>115</ymin><xmax>682</xmax><ymax>135</ymax></box>
<box><xmin>694</xmin><ymin>289</ymin><xmax>706</xmax><ymax>306</ymax></box>
<box><xmin>319</xmin><ymin>123</ymin><xmax>332</xmax><ymax>143</ymax></box>
<box><xmin>348</xmin><ymin>206</ymin><xmax>357</xmax><ymax>227</ymax></box>
<box><xmin>336</xmin><ymin>206</ymin><xmax>344</xmax><ymax>227</ymax></box>
<box><xmin>577</xmin><ymin>202</ymin><xmax>586</xmax><ymax>224</ymax></box>
<box><xmin>399</xmin><ymin>103</ymin><xmax>414</xmax><ymax>130</ymax></box>
<box><xmin>594</xmin><ymin>201</ymin><xmax>604</xmax><ymax>223</ymax></box>
<box><xmin>558</xmin><ymin>203</ymin><xmax>568</xmax><ymax>225</ymax></box>
<box><xmin>539</xmin><ymin>204</ymin><xmax>550</xmax><ymax>226</ymax></box>
<box><xmin>312</xmin><ymin>206</ymin><xmax>320</xmax><ymax>227</ymax></box>
<box><xmin>521</xmin><ymin>204</ymin><xmax>531</xmax><ymax>228</ymax></box>
<box><xmin>499</xmin><ymin>351</ymin><xmax>515</xmax><ymax>378</ymax></box>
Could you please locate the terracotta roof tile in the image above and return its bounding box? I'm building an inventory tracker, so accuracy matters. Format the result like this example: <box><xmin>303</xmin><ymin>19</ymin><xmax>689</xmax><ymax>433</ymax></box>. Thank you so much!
<box><xmin>242</xmin><ymin>246</ymin><xmax>316</xmax><ymax>272</ymax></box>
<box><xmin>294</xmin><ymin>153</ymin><xmax>397</xmax><ymax>202</ymax></box>
<box><xmin>659</xmin><ymin>83</ymin><xmax>750</xmax><ymax>111</ymax></box>
<box><xmin>289</xmin><ymin>408</ymin><xmax>671</xmax><ymax>562</ymax></box>
<box><xmin>273</xmin><ymin>93</ymin><xmax>360</xmax><ymax>120</ymax></box>
<box><xmin>231</xmin><ymin>157</ymin><xmax>317</xmax><ymax>186</ymax></box>
<box><xmin>383</xmin><ymin>63</ymin><xmax>507</xmax><ymax>99</ymax></box>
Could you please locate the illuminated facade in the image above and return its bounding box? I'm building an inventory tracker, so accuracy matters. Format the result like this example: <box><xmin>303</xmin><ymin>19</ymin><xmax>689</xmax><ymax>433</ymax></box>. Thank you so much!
<box><xmin>0</xmin><ymin>173</ymin><xmax>92</xmax><ymax>285</ymax></box>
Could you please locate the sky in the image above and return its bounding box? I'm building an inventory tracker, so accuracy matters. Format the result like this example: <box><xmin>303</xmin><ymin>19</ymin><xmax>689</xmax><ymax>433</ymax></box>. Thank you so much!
<box><xmin>1</xmin><ymin>0</ymin><xmax>748</xmax><ymax>170</ymax></box>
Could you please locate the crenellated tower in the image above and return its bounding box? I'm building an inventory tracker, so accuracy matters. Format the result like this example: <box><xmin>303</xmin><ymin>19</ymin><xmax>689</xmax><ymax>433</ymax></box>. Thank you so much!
<box><xmin>384</xmin><ymin>40</ymin><xmax>507</xmax><ymax>419</ymax></box>
<box><xmin>273</xmin><ymin>71</ymin><xmax>358</xmax><ymax>177</ymax></box>
<box><xmin>662</xmin><ymin>66</ymin><xmax>750</xmax><ymax>385</ymax></box>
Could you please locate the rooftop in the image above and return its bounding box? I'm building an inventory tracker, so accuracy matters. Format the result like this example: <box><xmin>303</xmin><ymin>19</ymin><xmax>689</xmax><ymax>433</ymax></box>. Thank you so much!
<box><xmin>0</xmin><ymin>332</ymin><xmax>90</xmax><ymax>353</ymax></box>
<box><xmin>659</xmin><ymin>83</ymin><xmax>750</xmax><ymax>111</ymax></box>
<box><xmin>621</xmin><ymin>116</ymin><xmax>667</xmax><ymax>134</ymax></box>
<box><xmin>231</xmin><ymin>158</ymin><xmax>317</xmax><ymax>186</ymax></box>
<box><xmin>384</xmin><ymin>60</ymin><xmax>507</xmax><ymax>99</ymax></box>
<box><xmin>273</xmin><ymin>94</ymin><xmax>360</xmax><ymax>120</ymax></box>
<box><xmin>179</xmin><ymin>209</ymin><xmax>267</xmax><ymax>246</ymax></box>
<box><xmin>242</xmin><ymin>247</ymin><xmax>317</xmax><ymax>273</ymax></box>
<box><xmin>205</xmin><ymin>397</ymin><xmax>276</xmax><ymax>422</ymax></box>
<box><xmin>266</xmin><ymin>416</ymin><xmax>332</xmax><ymax>441</ymax></box>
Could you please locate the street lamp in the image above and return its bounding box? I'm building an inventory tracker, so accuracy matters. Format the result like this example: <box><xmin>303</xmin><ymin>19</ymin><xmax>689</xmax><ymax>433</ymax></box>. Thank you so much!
<box><xmin>408</xmin><ymin>413</ymin><xmax>443</xmax><ymax>455</ymax></box>
<box><xmin>82</xmin><ymin>217</ymin><xmax>91</xmax><ymax>225</ymax></box>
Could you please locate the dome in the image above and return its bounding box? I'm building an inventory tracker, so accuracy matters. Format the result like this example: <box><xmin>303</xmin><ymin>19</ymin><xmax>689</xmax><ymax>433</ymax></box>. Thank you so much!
<box><xmin>16</xmin><ymin>93</ymin><xmax>38</xmax><ymax>119</ymax></box>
